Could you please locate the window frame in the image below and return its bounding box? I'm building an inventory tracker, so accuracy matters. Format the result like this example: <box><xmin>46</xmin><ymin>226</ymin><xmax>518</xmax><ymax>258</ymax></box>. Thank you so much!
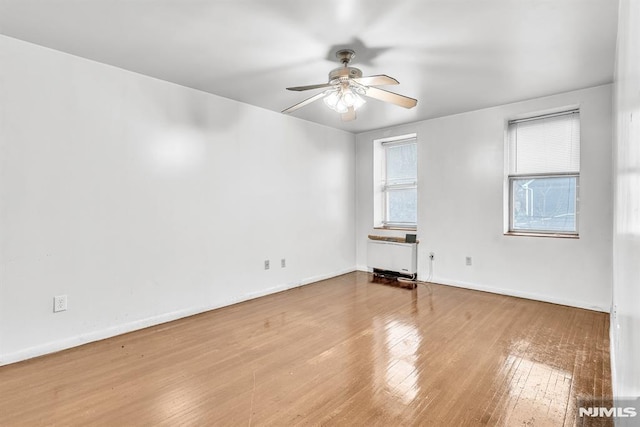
<box><xmin>374</xmin><ymin>134</ymin><xmax>418</xmax><ymax>230</ymax></box>
<box><xmin>505</xmin><ymin>109</ymin><xmax>580</xmax><ymax>237</ymax></box>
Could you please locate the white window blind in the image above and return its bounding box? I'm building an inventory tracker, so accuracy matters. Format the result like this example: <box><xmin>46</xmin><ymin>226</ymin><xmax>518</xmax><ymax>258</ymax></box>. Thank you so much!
<box><xmin>508</xmin><ymin>110</ymin><xmax>580</xmax><ymax>175</ymax></box>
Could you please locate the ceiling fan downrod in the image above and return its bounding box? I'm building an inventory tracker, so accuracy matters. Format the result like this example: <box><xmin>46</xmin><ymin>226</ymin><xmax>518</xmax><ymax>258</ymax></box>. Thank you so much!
<box><xmin>336</xmin><ymin>49</ymin><xmax>356</xmax><ymax>66</ymax></box>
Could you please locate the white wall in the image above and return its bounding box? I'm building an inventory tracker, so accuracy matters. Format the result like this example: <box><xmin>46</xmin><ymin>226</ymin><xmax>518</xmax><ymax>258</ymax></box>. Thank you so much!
<box><xmin>356</xmin><ymin>85</ymin><xmax>613</xmax><ymax>311</ymax></box>
<box><xmin>0</xmin><ymin>35</ymin><xmax>356</xmax><ymax>365</ymax></box>
<box><xmin>612</xmin><ymin>0</ymin><xmax>640</xmax><ymax>402</ymax></box>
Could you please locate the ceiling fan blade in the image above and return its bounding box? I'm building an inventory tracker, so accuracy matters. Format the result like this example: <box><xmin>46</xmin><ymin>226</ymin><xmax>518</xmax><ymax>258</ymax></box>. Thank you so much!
<box><xmin>286</xmin><ymin>83</ymin><xmax>333</xmax><ymax>91</ymax></box>
<box><xmin>364</xmin><ymin>86</ymin><xmax>418</xmax><ymax>109</ymax></box>
<box><xmin>281</xmin><ymin>92</ymin><xmax>327</xmax><ymax>114</ymax></box>
<box><xmin>352</xmin><ymin>74</ymin><xmax>399</xmax><ymax>86</ymax></box>
<box><xmin>341</xmin><ymin>107</ymin><xmax>356</xmax><ymax>121</ymax></box>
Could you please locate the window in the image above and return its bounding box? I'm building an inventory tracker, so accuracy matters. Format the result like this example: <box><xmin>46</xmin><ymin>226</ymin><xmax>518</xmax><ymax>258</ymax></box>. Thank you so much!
<box><xmin>374</xmin><ymin>134</ymin><xmax>417</xmax><ymax>229</ymax></box>
<box><xmin>507</xmin><ymin>110</ymin><xmax>580</xmax><ymax>235</ymax></box>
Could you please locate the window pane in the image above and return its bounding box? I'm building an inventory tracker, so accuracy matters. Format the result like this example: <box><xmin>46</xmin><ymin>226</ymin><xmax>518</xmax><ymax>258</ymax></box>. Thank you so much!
<box><xmin>511</xmin><ymin>177</ymin><xmax>577</xmax><ymax>233</ymax></box>
<box><xmin>386</xmin><ymin>188</ymin><xmax>417</xmax><ymax>225</ymax></box>
<box><xmin>386</xmin><ymin>143</ymin><xmax>417</xmax><ymax>185</ymax></box>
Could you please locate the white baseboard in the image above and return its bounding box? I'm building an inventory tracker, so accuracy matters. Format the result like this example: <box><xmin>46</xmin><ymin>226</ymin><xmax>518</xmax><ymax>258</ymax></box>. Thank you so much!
<box><xmin>426</xmin><ymin>276</ymin><xmax>609</xmax><ymax>312</ymax></box>
<box><xmin>1</xmin><ymin>305</ymin><xmax>214</xmax><ymax>367</ymax></box>
<box><xmin>609</xmin><ymin>311</ymin><xmax>618</xmax><ymax>401</ymax></box>
<box><xmin>241</xmin><ymin>267</ymin><xmax>357</xmax><ymax>300</ymax></box>
<box><xmin>0</xmin><ymin>267</ymin><xmax>357</xmax><ymax>366</ymax></box>
<box><xmin>356</xmin><ymin>266</ymin><xmax>608</xmax><ymax>312</ymax></box>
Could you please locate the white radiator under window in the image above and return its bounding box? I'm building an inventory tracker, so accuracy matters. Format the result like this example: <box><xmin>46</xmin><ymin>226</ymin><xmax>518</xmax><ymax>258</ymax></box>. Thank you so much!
<box><xmin>367</xmin><ymin>240</ymin><xmax>417</xmax><ymax>275</ymax></box>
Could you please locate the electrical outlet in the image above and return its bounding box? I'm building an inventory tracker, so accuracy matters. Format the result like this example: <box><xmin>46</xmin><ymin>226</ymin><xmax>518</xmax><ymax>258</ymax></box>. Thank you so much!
<box><xmin>53</xmin><ymin>295</ymin><xmax>67</xmax><ymax>313</ymax></box>
<box><xmin>465</xmin><ymin>257</ymin><xmax>472</xmax><ymax>266</ymax></box>
<box><xmin>281</xmin><ymin>258</ymin><xmax>286</xmax><ymax>268</ymax></box>
<box><xmin>264</xmin><ymin>260</ymin><xmax>270</xmax><ymax>270</ymax></box>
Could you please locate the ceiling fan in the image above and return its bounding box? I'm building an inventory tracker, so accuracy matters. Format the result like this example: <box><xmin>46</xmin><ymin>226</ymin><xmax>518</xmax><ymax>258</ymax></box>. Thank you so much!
<box><xmin>282</xmin><ymin>49</ymin><xmax>418</xmax><ymax>121</ymax></box>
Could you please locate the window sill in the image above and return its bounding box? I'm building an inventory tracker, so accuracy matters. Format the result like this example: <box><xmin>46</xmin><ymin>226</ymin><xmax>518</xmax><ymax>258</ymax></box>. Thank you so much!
<box><xmin>504</xmin><ymin>231</ymin><xmax>579</xmax><ymax>239</ymax></box>
<box><xmin>374</xmin><ymin>226</ymin><xmax>417</xmax><ymax>232</ymax></box>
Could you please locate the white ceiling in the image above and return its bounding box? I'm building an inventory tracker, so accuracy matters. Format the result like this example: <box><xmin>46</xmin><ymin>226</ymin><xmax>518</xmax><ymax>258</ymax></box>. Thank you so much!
<box><xmin>0</xmin><ymin>0</ymin><xmax>618</xmax><ymax>133</ymax></box>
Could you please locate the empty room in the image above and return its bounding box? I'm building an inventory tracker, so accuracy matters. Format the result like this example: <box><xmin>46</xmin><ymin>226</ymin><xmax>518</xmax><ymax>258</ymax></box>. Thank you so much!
<box><xmin>0</xmin><ymin>0</ymin><xmax>638</xmax><ymax>425</ymax></box>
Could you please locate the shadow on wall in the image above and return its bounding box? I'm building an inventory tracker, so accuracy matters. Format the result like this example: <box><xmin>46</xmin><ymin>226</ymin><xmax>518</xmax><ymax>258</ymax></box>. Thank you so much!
<box><xmin>140</xmin><ymin>86</ymin><xmax>250</xmax><ymax>173</ymax></box>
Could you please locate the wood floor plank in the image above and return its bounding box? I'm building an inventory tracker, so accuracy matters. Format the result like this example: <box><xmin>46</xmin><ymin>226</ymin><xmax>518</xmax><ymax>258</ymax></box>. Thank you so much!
<box><xmin>0</xmin><ymin>272</ymin><xmax>611</xmax><ymax>426</ymax></box>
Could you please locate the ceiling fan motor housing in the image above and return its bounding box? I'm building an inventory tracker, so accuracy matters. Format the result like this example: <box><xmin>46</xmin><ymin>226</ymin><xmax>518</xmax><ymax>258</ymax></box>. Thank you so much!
<box><xmin>329</xmin><ymin>66</ymin><xmax>363</xmax><ymax>82</ymax></box>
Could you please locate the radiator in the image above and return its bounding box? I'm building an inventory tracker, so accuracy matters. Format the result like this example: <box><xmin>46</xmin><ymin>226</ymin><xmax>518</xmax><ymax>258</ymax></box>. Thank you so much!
<box><xmin>366</xmin><ymin>240</ymin><xmax>417</xmax><ymax>275</ymax></box>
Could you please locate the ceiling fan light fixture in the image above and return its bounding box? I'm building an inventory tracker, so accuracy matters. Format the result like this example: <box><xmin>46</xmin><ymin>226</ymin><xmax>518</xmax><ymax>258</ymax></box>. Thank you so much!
<box><xmin>342</xmin><ymin>89</ymin><xmax>356</xmax><ymax>106</ymax></box>
<box><xmin>334</xmin><ymin>101</ymin><xmax>349</xmax><ymax>114</ymax></box>
<box><xmin>343</xmin><ymin>89</ymin><xmax>366</xmax><ymax>109</ymax></box>
<box><xmin>323</xmin><ymin>86</ymin><xmax>365</xmax><ymax>113</ymax></box>
<box><xmin>323</xmin><ymin>90</ymin><xmax>340</xmax><ymax>109</ymax></box>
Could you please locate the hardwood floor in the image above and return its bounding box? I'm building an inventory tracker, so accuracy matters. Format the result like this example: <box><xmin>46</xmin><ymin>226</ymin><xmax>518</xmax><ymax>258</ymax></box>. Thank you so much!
<box><xmin>0</xmin><ymin>272</ymin><xmax>611</xmax><ymax>426</ymax></box>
